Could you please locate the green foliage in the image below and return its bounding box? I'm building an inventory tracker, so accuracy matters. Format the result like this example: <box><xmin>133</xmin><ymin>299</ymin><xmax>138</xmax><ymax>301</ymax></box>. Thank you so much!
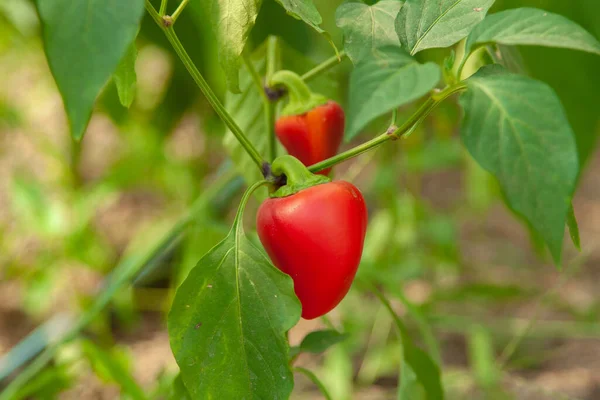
<box><xmin>4</xmin><ymin>1</ymin><xmax>600</xmax><ymax>399</ymax></box>
<box><xmin>202</xmin><ymin>0</ymin><xmax>262</xmax><ymax>93</ymax></box>
<box><xmin>459</xmin><ymin>65</ymin><xmax>579</xmax><ymax>264</ymax></box>
<box><xmin>168</xmin><ymin>183</ymin><xmax>301</xmax><ymax>399</ymax></box>
<box><xmin>81</xmin><ymin>340</ymin><xmax>146</xmax><ymax>400</ymax></box>
<box><xmin>346</xmin><ymin>47</ymin><xmax>440</xmax><ymax>140</ymax></box>
<box><xmin>335</xmin><ymin>0</ymin><xmax>403</xmax><ymax>64</ymax></box>
<box><xmin>35</xmin><ymin>0</ymin><xmax>144</xmax><ymax>139</ymax></box>
<box><xmin>396</xmin><ymin>0</ymin><xmax>495</xmax><ymax>55</ymax></box>
<box><xmin>465</xmin><ymin>7</ymin><xmax>600</xmax><ymax>57</ymax></box>
<box><xmin>113</xmin><ymin>42</ymin><xmax>138</xmax><ymax>108</ymax></box>
<box><xmin>289</xmin><ymin>329</ymin><xmax>349</xmax><ymax>358</ymax></box>
<box><xmin>273</xmin><ymin>0</ymin><xmax>333</xmax><ymax>47</ymax></box>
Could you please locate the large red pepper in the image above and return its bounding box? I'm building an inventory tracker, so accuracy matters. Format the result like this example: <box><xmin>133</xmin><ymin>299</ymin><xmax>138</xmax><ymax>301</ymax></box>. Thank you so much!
<box><xmin>270</xmin><ymin>71</ymin><xmax>344</xmax><ymax>176</ymax></box>
<box><xmin>257</xmin><ymin>156</ymin><xmax>368</xmax><ymax>319</ymax></box>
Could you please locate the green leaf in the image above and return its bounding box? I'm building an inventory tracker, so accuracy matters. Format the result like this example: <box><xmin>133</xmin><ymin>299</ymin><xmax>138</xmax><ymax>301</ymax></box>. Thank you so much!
<box><xmin>168</xmin><ymin>183</ymin><xmax>301</xmax><ymax>399</ymax></box>
<box><xmin>274</xmin><ymin>0</ymin><xmax>334</xmax><ymax>49</ymax></box>
<box><xmin>290</xmin><ymin>329</ymin><xmax>348</xmax><ymax>358</ymax></box>
<box><xmin>335</xmin><ymin>0</ymin><xmax>404</xmax><ymax>65</ymax></box>
<box><xmin>204</xmin><ymin>0</ymin><xmax>263</xmax><ymax>93</ymax></box>
<box><xmin>465</xmin><ymin>8</ymin><xmax>600</xmax><ymax>57</ymax></box>
<box><xmin>459</xmin><ymin>65</ymin><xmax>579</xmax><ymax>264</ymax></box>
<box><xmin>395</xmin><ymin>0</ymin><xmax>495</xmax><ymax>55</ymax></box>
<box><xmin>35</xmin><ymin>0</ymin><xmax>144</xmax><ymax>140</ymax></box>
<box><xmin>81</xmin><ymin>340</ymin><xmax>146</xmax><ymax>400</ymax></box>
<box><xmin>567</xmin><ymin>203</ymin><xmax>581</xmax><ymax>251</ymax></box>
<box><xmin>346</xmin><ymin>47</ymin><xmax>440</xmax><ymax>140</ymax></box>
<box><xmin>172</xmin><ymin>374</ymin><xmax>192</xmax><ymax>400</ymax></box>
<box><xmin>113</xmin><ymin>42</ymin><xmax>137</xmax><ymax>108</ymax></box>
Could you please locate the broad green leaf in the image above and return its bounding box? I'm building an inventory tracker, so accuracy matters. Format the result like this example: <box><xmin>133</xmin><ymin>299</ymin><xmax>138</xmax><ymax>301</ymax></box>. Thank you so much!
<box><xmin>274</xmin><ymin>0</ymin><xmax>334</xmax><ymax>48</ymax></box>
<box><xmin>81</xmin><ymin>340</ymin><xmax>146</xmax><ymax>400</ymax></box>
<box><xmin>567</xmin><ymin>203</ymin><xmax>581</xmax><ymax>251</ymax></box>
<box><xmin>335</xmin><ymin>0</ymin><xmax>404</xmax><ymax>64</ymax></box>
<box><xmin>465</xmin><ymin>8</ymin><xmax>600</xmax><ymax>57</ymax></box>
<box><xmin>204</xmin><ymin>0</ymin><xmax>263</xmax><ymax>93</ymax></box>
<box><xmin>489</xmin><ymin>0</ymin><xmax>600</xmax><ymax>168</ymax></box>
<box><xmin>36</xmin><ymin>0</ymin><xmax>144</xmax><ymax>140</ymax></box>
<box><xmin>168</xmin><ymin>183</ymin><xmax>301</xmax><ymax>399</ymax></box>
<box><xmin>113</xmin><ymin>42</ymin><xmax>137</xmax><ymax>109</ymax></box>
<box><xmin>224</xmin><ymin>38</ymin><xmax>337</xmax><ymax>186</ymax></box>
<box><xmin>459</xmin><ymin>65</ymin><xmax>579</xmax><ymax>264</ymax></box>
<box><xmin>395</xmin><ymin>0</ymin><xmax>495</xmax><ymax>55</ymax></box>
<box><xmin>347</xmin><ymin>47</ymin><xmax>440</xmax><ymax>140</ymax></box>
<box><xmin>290</xmin><ymin>329</ymin><xmax>348</xmax><ymax>358</ymax></box>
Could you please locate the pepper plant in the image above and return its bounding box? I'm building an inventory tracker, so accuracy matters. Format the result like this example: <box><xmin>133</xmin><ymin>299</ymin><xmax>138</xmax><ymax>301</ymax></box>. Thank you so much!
<box><xmin>2</xmin><ymin>0</ymin><xmax>600</xmax><ymax>399</ymax></box>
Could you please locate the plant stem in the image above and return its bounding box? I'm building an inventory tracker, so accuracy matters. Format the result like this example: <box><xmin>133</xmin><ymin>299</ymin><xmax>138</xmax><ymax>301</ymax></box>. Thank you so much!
<box><xmin>308</xmin><ymin>85</ymin><xmax>466</xmax><ymax>173</ymax></box>
<box><xmin>69</xmin><ymin>138</ymin><xmax>82</xmax><ymax>188</ymax></box>
<box><xmin>145</xmin><ymin>0</ymin><xmax>264</xmax><ymax>170</ymax></box>
<box><xmin>266</xmin><ymin>37</ymin><xmax>278</xmax><ymax>161</ymax></box>
<box><xmin>159</xmin><ymin>0</ymin><xmax>169</xmax><ymax>16</ymax></box>
<box><xmin>145</xmin><ymin>0</ymin><xmax>163</xmax><ymax>25</ymax></box>
<box><xmin>301</xmin><ymin>50</ymin><xmax>346</xmax><ymax>82</ymax></box>
<box><xmin>391</xmin><ymin>108</ymin><xmax>398</xmax><ymax>127</ymax></box>
<box><xmin>170</xmin><ymin>0</ymin><xmax>189</xmax><ymax>23</ymax></box>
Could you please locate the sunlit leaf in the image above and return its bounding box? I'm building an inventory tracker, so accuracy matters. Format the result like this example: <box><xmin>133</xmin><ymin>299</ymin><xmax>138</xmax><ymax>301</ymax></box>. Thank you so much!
<box><xmin>396</xmin><ymin>0</ymin><xmax>495</xmax><ymax>55</ymax></box>
<box><xmin>335</xmin><ymin>0</ymin><xmax>403</xmax><ymax>64</ymax></box>
<box><xmin>203</xmin><ymin>0</ymin><xmax>262</xmax><ymax>93</ymax></box>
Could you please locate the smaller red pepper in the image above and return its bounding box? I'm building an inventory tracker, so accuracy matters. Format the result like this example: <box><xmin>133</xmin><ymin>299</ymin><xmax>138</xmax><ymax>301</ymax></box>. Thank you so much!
<box><xmin>270</xmin><ymin>71</ymin><xmax>344</xmax><ymax>175</ymax></box>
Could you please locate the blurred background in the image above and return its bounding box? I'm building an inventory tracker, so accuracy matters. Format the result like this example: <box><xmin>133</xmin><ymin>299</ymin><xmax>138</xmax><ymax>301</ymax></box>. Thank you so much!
<box><xmin>1</xmin><ymin>0</ymin><xmax>599</xmax><ymax>399</ymax></box>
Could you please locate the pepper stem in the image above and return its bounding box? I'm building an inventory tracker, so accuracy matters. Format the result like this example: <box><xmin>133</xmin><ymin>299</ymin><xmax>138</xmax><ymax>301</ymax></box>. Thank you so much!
<box><xmin>270</xmin><ymin>155</ymin><xmax>330</xmax><ymax>198</ymax></box>
<box><xmin>269</xmin><ymin>70</ymin><xmax>328</xmax><ymax>116</ymax></box>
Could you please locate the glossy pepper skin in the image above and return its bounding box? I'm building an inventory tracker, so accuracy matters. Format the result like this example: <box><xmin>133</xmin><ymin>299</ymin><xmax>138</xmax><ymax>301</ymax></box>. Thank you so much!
<box><xmin>275</xmin><ymin>101</ymin><xmax>344</xmax><ymax>176</ymax></box>
<box><xmin>257</xmin><ymin>181</ymin><xmax>368</xmax><ymax>319</ymax></box>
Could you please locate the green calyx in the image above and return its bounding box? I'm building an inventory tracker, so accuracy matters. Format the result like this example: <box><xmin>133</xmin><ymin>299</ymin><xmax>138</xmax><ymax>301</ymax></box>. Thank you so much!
<box><xmin>269</xmin><ymin>70</ymin><xmax>328</xmax><ymax>116</ymax></box>
<box><xmin>269</xmin><ymin>155</ymin><xmax>330</xmax><ymax>198</ymax></box>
